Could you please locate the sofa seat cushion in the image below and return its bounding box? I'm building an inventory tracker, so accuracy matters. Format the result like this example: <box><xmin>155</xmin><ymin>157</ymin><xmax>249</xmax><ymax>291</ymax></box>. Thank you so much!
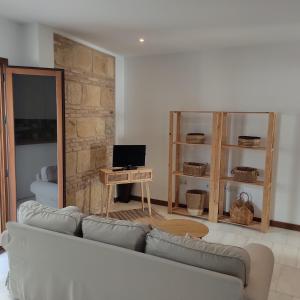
<box><xmin>18</xmin><ymin>200</ymin><xmax>83</xmax><ymax>236</ymax></box>
<box><xmin>82</xmin><ymin>216</ymin><xmax>151</xmax><ymax>252</ymax></box>
<box><xmin>145</xmin><ymin>229</ymin><xmax>251</xmax><ymax>286</ymax></box>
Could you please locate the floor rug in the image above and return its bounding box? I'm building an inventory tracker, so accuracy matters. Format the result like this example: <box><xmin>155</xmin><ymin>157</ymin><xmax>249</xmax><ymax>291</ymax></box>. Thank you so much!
<box><xmin>102</xmin><ymin>208</ymin><xmax>165</xmax><ymax>223</ymax></box>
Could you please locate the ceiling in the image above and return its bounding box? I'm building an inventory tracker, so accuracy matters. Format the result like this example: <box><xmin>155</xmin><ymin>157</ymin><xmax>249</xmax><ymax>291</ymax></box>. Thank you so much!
<box><xmin>1</xmin><ymin>0</ymin><xmax>300</xmax><ymax>56</ymax></box>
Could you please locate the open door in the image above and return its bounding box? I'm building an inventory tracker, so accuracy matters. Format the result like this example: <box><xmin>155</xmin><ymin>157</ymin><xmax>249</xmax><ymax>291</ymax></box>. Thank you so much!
<box><xmin>6</xmin><ymin>67</ymin><xmax>64</xmax><ymax>221</ymax></box>
<box><xmin>0</xmin><ymin>58</ymin><xmax>8</xmax><ymax>234</ymax></box>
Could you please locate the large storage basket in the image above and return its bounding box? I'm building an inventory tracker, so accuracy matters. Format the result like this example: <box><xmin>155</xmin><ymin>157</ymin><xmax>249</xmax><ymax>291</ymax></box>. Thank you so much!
<box><xmin>186</xmin><ymin>189</ymin><xmax>208</xmax><ymax>216</ymax></box>
<box><xmin>183</xmin><ymin>162</ymin><xmax>208</xmax><ymax>177</ymax></box>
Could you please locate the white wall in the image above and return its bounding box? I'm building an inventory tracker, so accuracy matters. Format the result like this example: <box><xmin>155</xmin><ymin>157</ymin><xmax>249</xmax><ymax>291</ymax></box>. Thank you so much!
<box><xmin>0</xmin><ymin>17</ymin><xmax>55</xmax><ymax>67</ymax></box>
<box><xmin>124</xmin><ymin>42</ymin><xmax>300</xmax><ymax>225</ymax></box>
<box><xmin>0</xmin><ymin>17</ymin><xmax>25</xmax><ymax>65</ymax></box>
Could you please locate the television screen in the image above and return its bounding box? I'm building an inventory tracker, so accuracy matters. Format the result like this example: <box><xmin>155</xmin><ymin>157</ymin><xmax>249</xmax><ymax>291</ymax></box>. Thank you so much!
<box><xmin>113</xmin><ymin>145</ymin><xmax>146</xmax><ymax>169</ymax></box>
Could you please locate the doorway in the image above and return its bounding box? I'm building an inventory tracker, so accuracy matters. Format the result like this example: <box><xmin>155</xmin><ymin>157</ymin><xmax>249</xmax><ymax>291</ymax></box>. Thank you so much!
<box><xmin>5</xmin><ymin>67</ymin><xmax>64</xmax><ymax>221</ymax></box>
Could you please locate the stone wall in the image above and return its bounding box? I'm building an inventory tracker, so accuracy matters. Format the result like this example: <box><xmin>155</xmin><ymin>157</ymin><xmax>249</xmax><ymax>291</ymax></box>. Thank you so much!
<box><xmin>54</xmin><ymin>34</ymin><xmax>115</xmax><ymax>213</ymax></box>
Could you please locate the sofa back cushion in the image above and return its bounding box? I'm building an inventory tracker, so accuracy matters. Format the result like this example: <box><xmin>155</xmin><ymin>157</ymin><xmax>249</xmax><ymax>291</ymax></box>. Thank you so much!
<box><xmin>18</xmin><ymin>200</ymin><xmax>83</xmax><ymax>236</ymax></box>
<box><xmin>145</xmin><ymin>229</ymin><xmax>251</xmax><ymax>286</ymax></box>
<box><xmin>82</xmin><ymin>216</ymin><xmax>151</xmax><ymax>252</ymax></box>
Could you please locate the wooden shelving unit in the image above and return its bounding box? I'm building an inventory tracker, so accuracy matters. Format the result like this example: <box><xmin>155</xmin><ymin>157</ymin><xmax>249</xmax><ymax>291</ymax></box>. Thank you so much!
<box><xmin>168</xmin><ymin>111</ymin><xmax>221</xmax><ymax>223</ymax></box>
<box><xmin>218</xmin><ymin>112</ymin><xmax>277</xmax><ymax>232</ymax></box>
<box><xmin>168</xmin><ymin>111</ymin><xmax>277</xmax><ymax>232</ymax></box>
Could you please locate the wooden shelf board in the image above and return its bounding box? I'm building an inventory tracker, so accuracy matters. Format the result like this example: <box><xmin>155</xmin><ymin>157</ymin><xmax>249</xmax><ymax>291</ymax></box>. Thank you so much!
<box><xmin>173</xmin><ymin>141</ymin><xmax>211</xmax><ymax>146</ymax></box>
<box><xmin>226</xmin><ymin>112</ymin><xmax>270</xmax><ymax>114</ymax></box>
<box><xmin>218</xmin><ymin>215</ymin><xmax>261</xmax><ymax>231</ymax></box>
<box><xmin>171</xmin><ymin>111</ymin><xmax>216</xmax><ymax>114</ymax></box>
<box><xmin>171</xmin><ymin>111</ymin><xmax>270</xmax><ymax>114</ymax></box>
<box><xmin>173</xmin><ymin>171</ymin><xmax>210</xmax><ymax>180</ymax></box>
<box><xmin>172</xmin><ymin>207</ymin><xmax>209</xmax><ymax>221</ymax></box>
<box><xmin>222</xmin><ymin>144</ymin><xmax>266</xmax><ymax>151</ymax></box>
<box><xmin>221</xmin><ymin>176</ymin><xmax>264</xmax><ymax>186</ymax></box>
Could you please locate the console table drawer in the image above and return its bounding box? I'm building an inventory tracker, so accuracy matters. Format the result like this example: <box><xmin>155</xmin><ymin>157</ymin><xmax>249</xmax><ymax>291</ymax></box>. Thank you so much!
<box><xmin>100</xmin><ymin>168</ymin><xmax>152</xmax><ymax>185</ymax></box>
<box><xmin>131</xmin><ymin>171</ymin><xmax>152</xmax><ymax>182</ymax></box>
<box><xmin>107</xmin><ymin>173</ymin><xmax>129</xmax><ymax>184</ymax></box>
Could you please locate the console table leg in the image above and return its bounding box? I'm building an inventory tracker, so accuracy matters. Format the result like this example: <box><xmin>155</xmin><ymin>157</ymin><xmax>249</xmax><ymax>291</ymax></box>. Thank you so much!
<box><xmin>100</xmin><ymin>184</ymin><xmax>106</xmax><ymax>216</ymax></box>
<box><xmin>145</xmin><ymin>182</ymin><xmax>152</xmax><ymax>216</ymax></box>
<box><xmin>141</xmin><ymin>182</ymin><xmax>145</xmax><ymax>211</ymax></box>
<box><xmin>106</xmin><ymin>185</ymin><xmax>113</xmax><ymax>217</ymax></box>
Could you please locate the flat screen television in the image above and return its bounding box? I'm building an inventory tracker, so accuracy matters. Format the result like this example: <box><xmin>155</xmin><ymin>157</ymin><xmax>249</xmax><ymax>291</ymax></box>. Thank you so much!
<box><xmin>113</xmin><ymin>145</ymin><xmax>146</xmax><ymax>169</ymax></box>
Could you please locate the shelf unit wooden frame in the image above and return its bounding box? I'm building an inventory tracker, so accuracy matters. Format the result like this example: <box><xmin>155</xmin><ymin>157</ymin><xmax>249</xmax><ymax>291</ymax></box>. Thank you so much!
<box><xmin>168</xmin><ymin>111</ymin><xmax>277</xmax><ymax>232</ymax></box>
<box><xmin>218</xmin><ymin>112</ymin><xmax>277</xmax><ymax>232</ymax></box>
<box><xmin>168</xmin><ymin>111</ymin><xmax>221</xmax><ymax>222</ymax></box>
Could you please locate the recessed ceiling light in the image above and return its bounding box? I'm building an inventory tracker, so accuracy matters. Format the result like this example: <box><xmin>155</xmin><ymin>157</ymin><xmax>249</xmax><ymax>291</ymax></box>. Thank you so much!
<box><xmin>139</xmin><ymin>38</ymin><xmax>145</xmax><ymax>43</ymax></box>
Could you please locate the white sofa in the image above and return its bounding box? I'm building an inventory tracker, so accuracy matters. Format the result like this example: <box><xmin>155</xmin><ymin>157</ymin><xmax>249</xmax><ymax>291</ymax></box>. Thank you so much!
<box><xmin>1</xmin><ymin>201</ymin><xmax>274</xmax><ymax>300</ymax></box>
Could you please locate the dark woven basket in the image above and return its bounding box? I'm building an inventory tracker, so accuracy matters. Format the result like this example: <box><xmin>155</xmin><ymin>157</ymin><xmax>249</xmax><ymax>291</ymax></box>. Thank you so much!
<box><xmin>183</xmin><ymin>162</ymin><xmax>208</xmax><ymax>177</ymax></box>
<box><xmin>231</xmin><ymin>166</ymin><xmax>259</xmax><ymax>183</ymax></box>
<box><xmin>238</xmin><ymin>136</ymin><xmax>261</xmax><ymax>147</ymax></box>
<box><xmin>186</xmin><ymin>133</ymin><xmax>205</xmax><ymax>144</ymax></box>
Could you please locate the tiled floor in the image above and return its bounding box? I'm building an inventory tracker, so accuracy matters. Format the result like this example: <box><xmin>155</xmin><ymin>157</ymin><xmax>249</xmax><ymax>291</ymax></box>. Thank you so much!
<box><xmin>1</xmin><ymin>201</ymin><xmax>300</xmax><ymax>300</ymax></box>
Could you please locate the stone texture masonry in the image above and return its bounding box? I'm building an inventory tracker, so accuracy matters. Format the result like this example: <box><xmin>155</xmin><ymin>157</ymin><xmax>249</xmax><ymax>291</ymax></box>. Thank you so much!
<box><xmin>54</xmin><ymin>34</ymin><xmax>115</xmax><ymax>213</ymax></box>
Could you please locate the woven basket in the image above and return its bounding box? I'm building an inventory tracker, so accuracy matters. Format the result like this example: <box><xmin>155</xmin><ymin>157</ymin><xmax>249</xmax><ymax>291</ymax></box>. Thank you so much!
<box><xmin>183</xmin><ymin>162</ymin><xmax>208</xmax><ymax>177</ymax></box>
<box><xmin>230</xmin><ymin>192</ymin><xmax>254</xmax><ymax>225</ymax></box>
<box><xmin>231</xmin><ymin>166</ymin><xmax>259</xmax><ymax>183</ymax></box>
<box><xmin>186</xmin><ymin>133</ymin><xmax>205</xmax><ymax>144</ymax></box>
<box><xmin>186</xmin><ymin>189</ymin><xmax>208</xmax><ymax>216</ymax></box>
<box><xmin>238</xmin><ymin>136</ymin><xmax>261</xmax><ymax>147</ymax></box>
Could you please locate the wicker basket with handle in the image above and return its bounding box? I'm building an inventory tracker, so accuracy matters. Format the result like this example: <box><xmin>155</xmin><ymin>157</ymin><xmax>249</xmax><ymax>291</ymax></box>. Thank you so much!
<box><xmin>230</xmin><ymin>192</ymin><xmax>254</xmax><ymax>225</ymax></box>
<box><xmin>186</xmin><ymin>189</ymin><xmax>208</xmax><ymax>216</ymax></box>
<box><xmin>186</xmin><ymin>133</ymin><xmax>205</xmax><ymax>144</ymax></box>
<box><xmin>183</xmin><ymin>162</ymin><xmax>208</xmax><ymax>177</ymax></box>
<box><xmin>238</xmin><ymin>136</ymin><xmax>261</xmax><ymax>147</ymax></box>
<box><xmin>231</xmin><ymin>166</ymin><xmax>259</xmax><ymax>183</ymax></box>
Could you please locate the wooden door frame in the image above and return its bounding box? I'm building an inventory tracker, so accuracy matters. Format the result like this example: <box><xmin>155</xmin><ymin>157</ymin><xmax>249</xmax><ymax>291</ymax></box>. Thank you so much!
<box><xmin>0</xmin><ymin>58</ymin><xmax>8</xmax><ymax>233</ymax></box>
<box><xmin>6</xmin><ymin>67</ymin><xmax>65</xmax><ymax>221</ymax></box>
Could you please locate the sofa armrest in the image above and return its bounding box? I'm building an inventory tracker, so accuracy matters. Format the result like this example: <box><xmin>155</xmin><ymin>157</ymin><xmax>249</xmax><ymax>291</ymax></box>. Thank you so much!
<box><xmin>244</xmin><ymin>243</ymin><xmax>274</xmax><ymax>300</ymax></box>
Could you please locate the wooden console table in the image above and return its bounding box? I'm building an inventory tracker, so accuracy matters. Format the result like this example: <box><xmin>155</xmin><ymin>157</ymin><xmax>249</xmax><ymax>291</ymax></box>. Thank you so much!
<box><xmin>99</xmin><ymin>168</ymin><xmax>153</xmax><ymax>217</ymax></box>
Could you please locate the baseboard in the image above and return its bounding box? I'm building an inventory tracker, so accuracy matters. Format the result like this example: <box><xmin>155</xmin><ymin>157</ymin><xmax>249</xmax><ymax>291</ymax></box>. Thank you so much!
<box><xmin>131</xmin><ymin>195</ymin><xmax>166</xmax><ymax>206</ymax></box>
<box><xmin>131</xmin><ymin>195</ymin><xmax>300</xmax><ymax>232</ymax></box>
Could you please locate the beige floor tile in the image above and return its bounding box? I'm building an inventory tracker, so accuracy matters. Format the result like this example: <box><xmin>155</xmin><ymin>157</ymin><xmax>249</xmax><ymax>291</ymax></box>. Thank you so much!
<box><xmin>248</xmin><ymin>237</ymin><xmax>274</xmax><ymax>249</ymax></box>
<box><xmin>277</xmin><ymin>265</ymin><xmax>300</xmax><ymax>297</ymax></box>
<box><xmin>273</xmin><ymin>243</ymin><xmax>285</xmax><ymax>264</ymax></box>
<box><xmin>270</xmin><ymin>263</ymin><xmax>283</xmax><ymax>291</ymax></box>
<box><xmin>268</xmin><ymin>291</ymin><xmax>293</xmax><ymax>300</ymax></box>
<box><xmin>287</xmin><ymin>231</ymin><xmax>300</xmax><ymax>248</ymax></box>
<box><xmin>297</xmin><ymin>249</ymin><xmax>300</xmax><ymax>268</ymax></box>
<box><xmin>264</xmin><ymin>230</ymin><xmax>288</xmax><ymax>245</ymax></box>
<box><xmin>281</xmin><ymin>246</ymin><xmax>300</xmax><ymax>267</ymax></box>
